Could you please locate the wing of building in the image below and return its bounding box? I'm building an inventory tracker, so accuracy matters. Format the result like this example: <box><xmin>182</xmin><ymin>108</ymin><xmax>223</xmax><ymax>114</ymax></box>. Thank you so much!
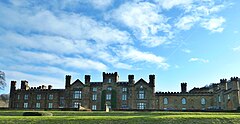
<box><xmin>9</xmin><ymin>72</ymin><xmax>240</xmax><ymax>110</ymax></box>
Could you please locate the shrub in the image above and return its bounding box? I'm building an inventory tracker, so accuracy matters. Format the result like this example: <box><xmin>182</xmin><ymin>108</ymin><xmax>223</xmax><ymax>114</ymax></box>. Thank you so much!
<box><xmin>23</xmin><ymin>111</ymin><xmax>53</xmax><ymax>116</ymax></box>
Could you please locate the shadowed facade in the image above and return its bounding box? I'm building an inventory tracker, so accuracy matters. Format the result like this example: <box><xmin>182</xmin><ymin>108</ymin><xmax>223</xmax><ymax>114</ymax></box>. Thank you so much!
<box><xmin>9</xmin><ymin>72</ymin><xmax>240</xmax><ymax>110</ymax></box>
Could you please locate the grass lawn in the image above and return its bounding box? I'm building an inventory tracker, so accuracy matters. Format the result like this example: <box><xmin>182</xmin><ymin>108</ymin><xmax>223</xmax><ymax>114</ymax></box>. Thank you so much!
<box><xmin>0</xmin><ymin>111</ymin><xmax>240</xmax><ymax>124</ymax></box>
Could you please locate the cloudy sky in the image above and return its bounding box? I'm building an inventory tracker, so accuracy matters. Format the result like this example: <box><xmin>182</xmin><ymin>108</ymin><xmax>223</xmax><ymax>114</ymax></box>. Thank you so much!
<box><xmin>0</xmin><ymin>0</ymin><xmax>240</xmax><ymax>94</ymax></box>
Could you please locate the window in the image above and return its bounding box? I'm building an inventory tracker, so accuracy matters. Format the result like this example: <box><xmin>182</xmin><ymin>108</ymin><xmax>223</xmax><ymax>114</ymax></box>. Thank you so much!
<box><xmin>137</xmin><ymin>103</ymin><xmax>146</xmax><ymax>109</ymax></box>
<box><xmin>48</xmin><ymin>103</ymin><xmax>53</xmax><ymax>108</ymax></box>
<box><xmin>228</xmin><ymin>94</ymin><xmax>230</xmax><ymax>100</ymax></box>
<box><xmin>73</xmin><ymin>102</ymin><xmax>80</xmax><ymax>108</ymax></box>
<box><xmin>17</xmin><ymin>95</ymin><xmax>20</xmax><ymax>100</ymax></box>
<box><xmin>139</xmin><ymin>90</ymin><xmax>144</xmax><ymax>99</ymax></box>
<box><xmin>24</xmin><ymin>103</ymin><xmax>28</xmax><ymax>108</ymax></box>
<box><xmin>92</xmin><ymin>94</ymin><xmax>97</xmax><ymax>101</ymax></box>
<box><xmin>73</xmin><ymin>91</ymin><xmax>82</xmax><ymax>99</ymax></box>
<box><xmin>201</xmin><ymin>98</ymin><xmax>206</xmax><ymax>105</ymax></box>
<box><xmin>182</xmin><ymin>98</ymin><xmax>186</xmax><ymax>105</ymax></box>
<box><xmin>24</xmin><ymin>94</ymin><xmax>28</xmax><ymax>100</ymax></box>
<box><xmin>92</xmin><ymin>87</ymin><xmax>97</xmax><ymax>92</ymax></box>
<box><xmin>37</xmin><ymin>94</ymin><xmax>41</xmax><ymax>100</ymax></box>
<box><xmin>92</xmin><ymin>105</ymin><xmax>97</xmax><ymax>110</ymax></box>
<box><xmin>108</xmin><ymin>78</ymin><xmax>112</xmax><ymax>83</ymax></box>
<box><xmin>36</xmin><ymin>103</ymin><xmax>40</xmax><ymax>108</ymax></box>
<box><xmin>60</xmin><ymin>97</ymin><xmax>64</xmax><ymax>107</ymax></box>
<box><xmin>106</xmin><ymin>94</ymin><xmax>111</xmax><ymax>100</ymax></box>
<box><xmin>48</xmin><ymin>94</ymin><xmax>53</xmax><ymax>100</ymax></box>
<box><xmin>163</xmin><ymin>98</ymin><xmax>168</xmax><ymax>105</ymax></box>
<box><xmin>218</xmin><ymin>95</ymin><xmax>221</xmax><ymax>102</ymax></box>
<box><xmin>122</xmin><ymin>94</ymin><xmax>127</xmax><ymax>101</ymax></box>
<box><xmin>122</xmin><ymin>87</ymin><xmax>127</xmax><ymax>92</ymax></box>
<box><xmin>107</xmin><ymin>86</ymin><xmax>112</xmax><ymax>91</ymax></box>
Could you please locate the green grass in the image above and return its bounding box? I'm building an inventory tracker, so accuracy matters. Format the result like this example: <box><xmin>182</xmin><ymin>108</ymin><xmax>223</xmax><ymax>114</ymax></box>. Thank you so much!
<box><xmin>0</xmin><ymin>111</ymin><xmax>240</xmax><ymax>124</ymax></box>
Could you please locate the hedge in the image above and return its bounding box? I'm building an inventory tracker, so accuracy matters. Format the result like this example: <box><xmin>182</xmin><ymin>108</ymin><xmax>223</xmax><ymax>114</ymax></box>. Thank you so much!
<box><xmin>23</xmin><ymin>111</ymin><xmax>53</xmax><ymax>116</ymax></box>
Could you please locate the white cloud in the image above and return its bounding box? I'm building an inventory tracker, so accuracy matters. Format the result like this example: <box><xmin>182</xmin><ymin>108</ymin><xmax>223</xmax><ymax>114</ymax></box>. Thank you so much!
<box><xmin>0</xmin><ymin>6</ymin><xmax>132</xmax><ymax>45</ymax></box>
<box><xmin>201</xmin><ymin>17</ymin><xmax>225</xmax><ymax>32</ymax></box>
<box><xmin>175</xmin><ymin>15</ymin><xmax>200</xmax><ymax>30</ymax></box>
<box><xmin>0</xmin><ymin>3</ymin><xmax>136</xmax><ymax>71</ymax></box>
<box><xmin>189</xmin><ymin>58</ymin><xmax>209</xmax><ymax>63</ymax></box>
<box><xmin>3</xmin><ymin>65</ymin><xmax>71</xmax><ymax>76</ymax></box>
<box><xmin>0</xmin><ymin>48</ymin><xmax>108</xmax><ymax>72</ymax></box>
<box><xmin>89</xmin><ymin>0</ymin><xmax>113</xmax><ymax>9</ymax></box>
<box><xmin>116</xmin><ymin>46</ymin><xmax>169</xmax><ymax>69</ymax></box>
<box><xmin>233</xmin><ymin>46</ymin><xmax>240</xmax><ymax>52</ymax></box>
<box><xmin>4</xmin><ymin>70</ymin><xmax>64</xmax><ymax>89</ymax></box>
<box><xmin>108</xmin><ymin>2</ymin><xmax>172</xmax><ymax>47</ymax></box>
<box><xmin>182</xmin><ymin>49</ymin><xmax>191</xmax><ymax>53</ymax></box>
<box><xmin>157</xmin><ymin>0</ymin><xmax>193</xmax><ymax>10</ymax></box>
<box><xmin>172</xmin><ymin>1</ymin><xmax>227</xmax><ymax>32</ymax></box>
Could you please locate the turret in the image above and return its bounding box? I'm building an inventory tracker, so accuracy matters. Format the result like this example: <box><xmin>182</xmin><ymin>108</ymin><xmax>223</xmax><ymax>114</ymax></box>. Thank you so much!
<box><xmin>65</xmin><ymin>75</ymin><xmax>71</xmax><ymax>89</ymax></box>
<box><xmin>103</xmin><ymin>72</ymin><xmax>119</xmax><ymax>83</ymax></box>
<box><xmin>231</xmin><ymin>77</ymin><xmax>239</xmax><ymax>90</ymax></box>
<box><xmin>181</xmin><ymin>83</ymin><xmax>187</xmax><ymax>93</ymax></box>
<box><xmin>220</xmin><ymin>79</ymin><xmax>227</xmax><ymax>90</ymax></box>
<box><xmin>10</xmin><ymin>81</ymin><xmax>16</xmax><ymax>92</ymax></box>
<box><xmin>9</xmin><ymin>81</ymin><xmax>16</xmax><ymax>108</ymax></box>
<box><xmin>48</xmin><ymin>85</ymin><xmax>52</xmax><ymax>90</ymax></box>
<box><xmin>85</xmin><ymin>75</ymin><xmax>91</xmax><ymax>85</ymax></box>
<box><xmin>128</xmin><ymin>75</ymin><xmax>135</xmax><ymax>85</ymax></box>
<box><xmin>21</xmin><ymin>80</ymin><xmax>29</xmax><ymax>90</ymax></box>
<box><xmin>149</xmin><ymin>75</ymin><xmax>155</xmax><ymax>87</ymax></box>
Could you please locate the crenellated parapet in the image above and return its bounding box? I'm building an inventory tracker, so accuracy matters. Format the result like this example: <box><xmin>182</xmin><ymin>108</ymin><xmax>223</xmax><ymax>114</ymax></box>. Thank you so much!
<box><xmin>102</xmin><ymin>72</ymin><xmax>119</xmax><ymax>82</ymax></box>
<box><xmin>220</xmin><ymin>79</ymin><xmax>227</xmax><ymax>83</ymax></box>
<box><xmin>220</xmin><ymin>78</ymin><xmax>228</xmax><ymax>90</ymax></box>
<box><xmin>155</xmin><ymin>91</ymin><xmax>213</xmax><ymax>96</ymax></box>
<box><xmin>231</xmin><ymin>77</ymin><xmax>239</xmax><ymax>82</ymax></box>
<box><xmin>231</xmin><ymin>77</ymin><xmax>239</xmax><ymax>90</ymax></box>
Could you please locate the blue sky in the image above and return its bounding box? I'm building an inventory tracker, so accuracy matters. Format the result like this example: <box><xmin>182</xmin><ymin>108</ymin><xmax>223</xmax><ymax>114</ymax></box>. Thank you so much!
<box><xmin>0</xmin><ymin>0</ymin><xmax>240</xmax><ymax>94</ymax></box>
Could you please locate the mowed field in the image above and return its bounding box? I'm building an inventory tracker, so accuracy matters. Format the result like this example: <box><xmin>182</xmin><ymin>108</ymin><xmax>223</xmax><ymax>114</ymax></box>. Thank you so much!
<box><xmin>0</xmin><ymin>111</ymin><xmax>240</xmax><ymax>124</ymax></box>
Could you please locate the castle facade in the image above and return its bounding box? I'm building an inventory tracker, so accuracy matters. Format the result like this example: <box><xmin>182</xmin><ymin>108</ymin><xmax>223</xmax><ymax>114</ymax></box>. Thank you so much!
<box><xmin>9</xmin><ymin>72</ymin><xmax>240</xmax><ymax>110</ymax></box>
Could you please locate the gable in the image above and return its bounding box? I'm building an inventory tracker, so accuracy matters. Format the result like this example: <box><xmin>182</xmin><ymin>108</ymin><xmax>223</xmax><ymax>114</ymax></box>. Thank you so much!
<box><xmin>134</xmin><ymin>78</ymin><xmax>149</xmax><ymax>87</ymax></box>
<box><xmin>71</xmin><ymin>79</ymin><xmax>84</xmax><ymax>88</ymax></box>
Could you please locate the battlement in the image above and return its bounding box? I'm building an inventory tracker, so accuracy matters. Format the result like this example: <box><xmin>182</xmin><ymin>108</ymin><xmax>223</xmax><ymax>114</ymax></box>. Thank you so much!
<box><xmin>103</xmin><ymin>72</ymin><xmax>119</xmax><ymax>83</ymax></box>
<box><xmin>155</xmin><ymin>91</ymin><xmax>213</xmax><ymax>95</ymax></box>
<box><xmin>230</xmin><ymin>77</ymin><xmax>239</xmax><ymax>81</ymax></box>
<box><xmin>103</xmin><ymin>72</ymin><xmax>118</xmax><ymax>75</ymax></box>
<box><xmin>220</xmin><ymin>79</ymin><xmax>227</xmax><ymax>83</ymax></box>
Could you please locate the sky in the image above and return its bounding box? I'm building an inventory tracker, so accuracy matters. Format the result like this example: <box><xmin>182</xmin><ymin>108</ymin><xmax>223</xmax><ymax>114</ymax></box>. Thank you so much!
<box><xmin>0</xmin><ymin>0</ymin><xmax>240</xmax><ymax>94</ymax></box>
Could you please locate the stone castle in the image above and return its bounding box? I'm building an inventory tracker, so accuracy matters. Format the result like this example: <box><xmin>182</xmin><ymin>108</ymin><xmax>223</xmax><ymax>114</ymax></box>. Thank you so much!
<box><xmin>9</xmin><ymin>72</ymin><xmax>240</xmax><ymax>110</ymax></box>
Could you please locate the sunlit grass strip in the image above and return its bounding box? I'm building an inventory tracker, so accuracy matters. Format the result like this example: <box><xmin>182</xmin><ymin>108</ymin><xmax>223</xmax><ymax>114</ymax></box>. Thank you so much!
<box><xmin>0</xmin><ymin>115</ymin><xmax>240</xmax><ymax>124</ymax></box>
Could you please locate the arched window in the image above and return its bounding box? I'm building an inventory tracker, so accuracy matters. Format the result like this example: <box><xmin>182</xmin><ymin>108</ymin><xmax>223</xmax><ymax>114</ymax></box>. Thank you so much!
<box><xmin>138</xmin><ymin>86</ymin><xmax>144</xmax><ymax>99</ymax></box>
<box><xmin>163</xmin><ymin>98</ymin><xmax>168</xmax><ymax>105</ymax></box>
<box><xmin>201</xmin><ymin>98</ymin><xmax>206</xmax><ymax>105</ymax></box>
<box><xmin>182</xmin><ymin>98</ymin><xmax>186</xmax><ymax>105</ymax></box>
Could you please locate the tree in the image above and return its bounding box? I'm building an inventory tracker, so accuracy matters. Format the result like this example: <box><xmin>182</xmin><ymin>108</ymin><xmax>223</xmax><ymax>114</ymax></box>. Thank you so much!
<box><xmin>0</xmin><ymin>71</ymin><xmax>6</xmax><ymax>90</ymax></box>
